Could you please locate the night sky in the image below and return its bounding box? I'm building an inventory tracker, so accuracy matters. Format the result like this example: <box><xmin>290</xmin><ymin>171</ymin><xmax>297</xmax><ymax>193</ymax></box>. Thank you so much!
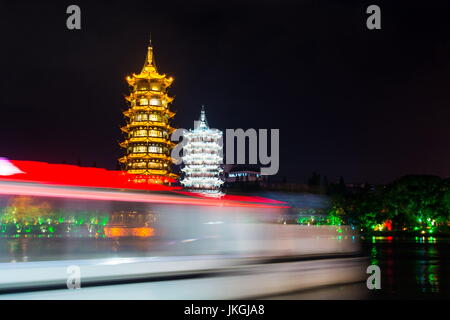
<box><xmin>0</xmin><ymin>0</ymin><xmax>449</xmax><ymax>184</ymax></box>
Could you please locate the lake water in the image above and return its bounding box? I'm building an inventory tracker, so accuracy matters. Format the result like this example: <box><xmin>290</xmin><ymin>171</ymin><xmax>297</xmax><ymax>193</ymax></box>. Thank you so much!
<box><xmin>1</xmin><ymin>236</ymin><xmax>449</xmax><ymax>299</ymax></box>
<box><xmin>364</xmin><ymin>236</ymin><xmax>450</xmax><ymax>299</ymax></box>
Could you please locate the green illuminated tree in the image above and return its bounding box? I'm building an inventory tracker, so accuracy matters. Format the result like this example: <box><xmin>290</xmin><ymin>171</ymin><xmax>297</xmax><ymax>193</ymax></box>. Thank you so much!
<box><xmin>383</xmin><ymin>175</ymin><xmax>446</xmax><ymax>230</ymax></box>
<box><xmin>326</xmin><ymin>175</ymin><xmax>450</xmax><ymax>233</ymax></box>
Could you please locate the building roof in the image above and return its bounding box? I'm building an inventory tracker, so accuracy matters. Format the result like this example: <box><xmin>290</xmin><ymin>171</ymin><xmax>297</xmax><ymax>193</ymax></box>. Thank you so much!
<box><xmin>228</xmin><ymin>164</ymin><xmax>261</xmax><ymax>173</ymax></box>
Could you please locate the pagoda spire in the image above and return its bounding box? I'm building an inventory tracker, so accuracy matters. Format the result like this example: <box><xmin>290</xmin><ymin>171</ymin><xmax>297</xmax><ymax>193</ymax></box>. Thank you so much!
<box><xmin>142</xmin><ymin>34</ymin><xmax>157</xmax><ymax>72</ymax></box>
<box><xmin>196</xmin><ymin>105</ymin><xmax>209</xmax><ymax>130</ymax></box>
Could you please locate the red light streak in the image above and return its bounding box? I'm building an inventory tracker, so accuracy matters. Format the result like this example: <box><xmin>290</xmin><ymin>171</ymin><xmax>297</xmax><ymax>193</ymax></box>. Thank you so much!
<box><xmin>0</xmin><ymin>183</ymin><xmax>289</xmax><ymax>208</ymax></box>
<box><xmin>0</xmin><ymin>160</ymin><xmax>178</xmax><ymax>192</ymax></box>
<box><xmin>0</xmin><ymin>160</ymin><xmax>289</xmax><ymax>208</ymax></box>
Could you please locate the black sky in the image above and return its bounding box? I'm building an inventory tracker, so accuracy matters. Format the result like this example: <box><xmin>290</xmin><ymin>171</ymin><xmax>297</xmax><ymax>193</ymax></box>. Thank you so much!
<box><xmin>0</xmin><ymin>0</ymin><xmax>449</xmax><ymax>184</ymax></box>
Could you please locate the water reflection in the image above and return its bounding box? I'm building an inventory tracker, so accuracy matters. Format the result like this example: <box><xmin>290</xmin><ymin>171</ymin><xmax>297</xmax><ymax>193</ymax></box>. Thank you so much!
<box><xmin>370</xmin><ymin>246</ymin><xmax>379</xmax><ymax>265</ymax></box>
<box><xmin>367</xmin><ymin>236</ymin><xmax>449</xmax><ymax>298</ymax></box>
<box><xmin>0</xmin><ymin>195</ymin><xmax>164</xmax><ymax>263</ymax></box>
<box><xmin>415</xmin><ymin>246</ymin><xmax>440</xmax><ymax>293</ymax></box>
<box><xmin>0</xmin><ymin>195</ymin><xmax>158</xmax><ymax>239</ymax></box>
<box><xmin>0</xmin><ymin>237</ymin><xmax>161</xmax><ymax>263</ymax></box>
<box><xmin>415</xmin><ymin>236</ymin><xmax>437</xmax><ymax>244</ymax></box>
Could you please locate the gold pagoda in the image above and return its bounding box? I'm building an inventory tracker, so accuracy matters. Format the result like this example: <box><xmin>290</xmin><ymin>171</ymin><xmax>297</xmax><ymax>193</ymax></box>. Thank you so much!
<box><xmin>119</xmin><ymin>40</ymin><xmax>177</xmax><ymax>184</ymax></box>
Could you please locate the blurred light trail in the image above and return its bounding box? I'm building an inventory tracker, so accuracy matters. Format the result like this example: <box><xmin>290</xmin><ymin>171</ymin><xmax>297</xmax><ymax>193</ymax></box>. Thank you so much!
<box><xmin>0</xmin><ymin>160</ymin><xmax>178</xmax><ymax>191</ymax></box>
<box><xmin>0</xmin><ymin>255</ymin><xmax>368</xmax><ymax>299</ymax></box>
<box><xmin>0</xmin><ymin>159</ymin><xmax>287</xmax><ymax>207</ymax></box>
<box><xmin>174</xmin><ymin>191</ymin><xmax>287</xmax><ymax>204</ymax></box>
<box><xmin>0</xmin><ymin>182</ymin><xmax>289</xmax><ymax>209</ymax></box>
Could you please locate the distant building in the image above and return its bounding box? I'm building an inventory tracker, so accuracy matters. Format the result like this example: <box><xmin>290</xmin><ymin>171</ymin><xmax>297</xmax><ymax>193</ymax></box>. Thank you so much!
<box><xmin>225</xmin><ymin>164</ymin><xmax>265</xmax><ymax>183</ymax></box>
<box><xmin>345</xmin><ymin>182</ymin><xmax>375</xmax><ymax>193</ymax></box>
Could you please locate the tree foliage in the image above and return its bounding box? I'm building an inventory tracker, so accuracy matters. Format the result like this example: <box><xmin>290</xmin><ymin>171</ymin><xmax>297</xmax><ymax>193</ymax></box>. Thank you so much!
<box><xmin>327</xmin><ymin>175</ymin><xmax>450</xmax><ymax>233</ymax></box>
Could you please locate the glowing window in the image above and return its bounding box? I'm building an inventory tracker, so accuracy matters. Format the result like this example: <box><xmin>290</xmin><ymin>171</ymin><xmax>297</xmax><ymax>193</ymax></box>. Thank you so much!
<box><xmin>134</xmin><ymin>130</ymin><xmax>147</xmax><ymax>137</ymax></box>
<box><xmin>149</xmin><ymin>98</ymin><xmax>161</xmax><ymax>106</ymax></box>
<box><xmin>139</xmin><ymin>98</ymin><xmax>148</xmax><ymax>106</ymax></box>
<box><xmin>133</xmin><ymin>146</ymin><xmax>147</xmax><ymax>153</ymax></box>
<box><xmin>150</xmin><ymin>82</ymin><xmax>161</xmax><ymax>91</ymax></box>
<box><xmin>149</xmin><ymin>130</ymin><xmax>161</xmax><ymax>137</ymax></box>
<box><xmin>135</xmin><ymin>113</ymin><xmax>148</xmax><ymax>121</ymax></box>
<box><xmin>149</xmin><ymin>114</ymin><xmax>161</xmax><ymax>121</ymax></box>
<box><xmin>137</xmin><ymin>80</ymin><xmax>149</xmax><ymax>91</ymax></box>
<box><xmin>148</xmin><ymin>162</ymin><xmax>162</xmax><ymax>169</ymax></box>
<box><xmin>149</xmin><ymin>146</ymin><xmax>162</xmax><ymax>153</ymax></box>
<box><xmin>133</xmin><ymin>162</ymin><xmax>146</xmax><ymax>168</ymax></box>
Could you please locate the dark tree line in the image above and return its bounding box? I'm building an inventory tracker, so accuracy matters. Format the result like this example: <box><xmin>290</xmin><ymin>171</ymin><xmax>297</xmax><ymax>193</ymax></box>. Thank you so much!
<box><xmin>327</xmin><ymin>175</ymin><xmax>450</xmax><ymax>233</ymax></box>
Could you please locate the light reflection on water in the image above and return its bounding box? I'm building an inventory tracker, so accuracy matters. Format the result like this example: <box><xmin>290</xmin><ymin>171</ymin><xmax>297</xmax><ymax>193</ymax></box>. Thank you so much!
<box><xmin>1</xmin><ymin>230</ymin><xmax>449</xmax><ymax>298</ymax></box>
<box><xmin>415</xmin><ymin>246</ymin><xmax>440</xmax><ymax>293</ymax></box>
<box><xmin>367</xmin><ymin>236</ymin><xmax>450</xmax><ymax>298</ymax></box>
<box><xmin>0</xmin><ymin>237</ymin><xmax>161</xmax><ymax>263</ymax></box>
